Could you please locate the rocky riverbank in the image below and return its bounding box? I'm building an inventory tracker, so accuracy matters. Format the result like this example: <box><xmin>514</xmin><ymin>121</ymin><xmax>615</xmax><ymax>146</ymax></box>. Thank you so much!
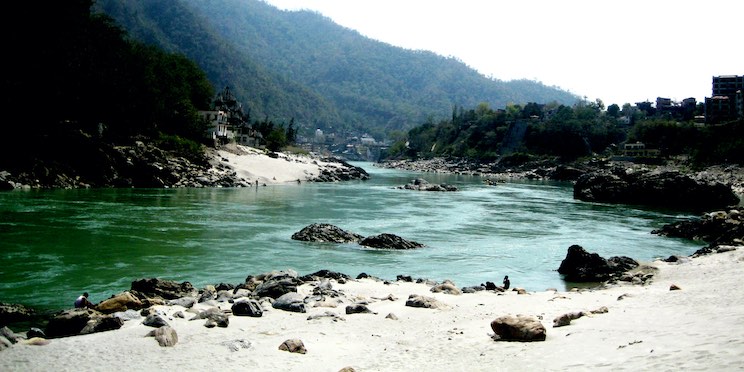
<box><xmin>377</xmin><ymin>157</ymin><xmax>744</xmax><ymax>201</ymax></box>
<box><xmin>2</xmin><ymin>246</ymin><xmax>743</xmax><ymax>371</ymax></box>
<box><xmin>0</xmin><ymin>140</ymin><xmax>368</xmax><ymax>190</ymax></box>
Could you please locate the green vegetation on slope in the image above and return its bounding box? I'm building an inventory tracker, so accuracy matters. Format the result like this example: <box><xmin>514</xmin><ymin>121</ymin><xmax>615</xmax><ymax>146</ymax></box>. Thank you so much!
<box><xmin>390</xmin><ymin>99</ymin><xmax>744</xmax><ymax>165</ymax></box>
<box><xmin>1</xmin><ymin>0</ymin><xmax>214</xmax><ymax>172</ymax></box>
<box><xmin>95</xmin><ymin>0</ymin><xmax>578</xmax><ymax>139</ymax></box>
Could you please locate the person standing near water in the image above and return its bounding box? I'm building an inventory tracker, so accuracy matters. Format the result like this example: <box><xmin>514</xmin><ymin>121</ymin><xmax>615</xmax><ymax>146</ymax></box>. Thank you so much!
<box><xmin>502</xmin><ymin>276</ymin><xmax>510</xmax><ymax>290</ymax></box>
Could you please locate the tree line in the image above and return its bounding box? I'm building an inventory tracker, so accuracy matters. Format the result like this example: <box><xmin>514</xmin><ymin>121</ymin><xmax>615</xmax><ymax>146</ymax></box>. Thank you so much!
<box><xmin>385</xmin><ymin>99</ymin><xmax>743</xmax><ymax>165</ymax></box>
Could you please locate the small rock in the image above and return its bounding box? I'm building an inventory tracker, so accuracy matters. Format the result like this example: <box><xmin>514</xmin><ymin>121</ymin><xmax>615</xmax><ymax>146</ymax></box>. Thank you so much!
<box><xmin>146</xmin><ymin>326</ymin><xmax>178</xmax><ymax>347</ymax></box>
<box><xmin>278</xmin><ymin>338</ymin><xmax>306</xmax><ymax>354</ymax></box>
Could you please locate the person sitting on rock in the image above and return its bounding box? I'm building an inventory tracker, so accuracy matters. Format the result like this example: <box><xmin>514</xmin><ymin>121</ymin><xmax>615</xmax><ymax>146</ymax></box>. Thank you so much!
<box><xmin>502</xmin><ymin>276</ymin><xmax>510</xmax><ymax>290</ymax></box>
<box><xmin>74</xmin><ymin>292</ymin><xmax>94</xmax><ymax>308</ymax></box>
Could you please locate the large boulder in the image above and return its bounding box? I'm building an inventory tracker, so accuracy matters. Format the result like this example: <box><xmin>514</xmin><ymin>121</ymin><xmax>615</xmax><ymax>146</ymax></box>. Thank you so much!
<box><xmin>573</xmin><ymin>173</ymin><xmax>629</xmax><ymax>202</ymax></box>
<box><xmin>272</xmin><ymin>292</ymin><xmax>306</xmax><ymax>313</ymax></box>
<box><xmin>291</xmin><ymin>223</ymin><xmax>364</xmax><ymax>243</ymax></box>
<box><xmin>45</xmin><ymin>308</ymin><xmax>122</xmax><ymax>338</ymax></box>
<box><xmin>360</xmin><ymin>233</ymin><xmax>425</xmax><ymax>249</ymax></box>
<box><xmin>130</xmin><ymin>278</ymin><xmax>196</xmax><ymax>300</ymax></box>
<box><xmin>0</xmin><ymin>303</ymin><xmax>35</xmax><ymax>326</ymax></box>
<box><xmin>231</xmin><ymin>300</ymin><xmax>263</xmax><ymax>317</ymax></box>
<box><xmin>557</xmin><ymin>245</ymin><xmax>639</xmax><ymax>282</ymax></box>
<box><xmin>399</xmin><ymin>178</ymin><xmax>458</xmax><ymax>191</ymax></box>
<box><xmin>490</xmin><ymin>315</ymin><xmax>546</xmax><ymax>342</ymax></box>
<box><xmin>147</xmin><ymin>325</ymin><xmax>178</xmax><ymax>347</ymax></box>
<box><xmin>95</xmin><ymin>291</ymin><xmax>144</xmax><ymax>314</ymax></box>
<box><xmin>312</xmin><ymin>158</ymin><xmax>370</xmax><ymax>182</ymax></box>
<box><xmin>574</xmin><ymin>170</ymin><xmax>739</xmax><ymax>211</ymax></box>
<box><xmin>548</xmin><ymin>165</ymin><xmax>586</xmax><ymax>181</ymax></box>
<box><xmin>251</xmin><ymin>271</ymin><xmax>303</xmax><ymax>299</ymax></box>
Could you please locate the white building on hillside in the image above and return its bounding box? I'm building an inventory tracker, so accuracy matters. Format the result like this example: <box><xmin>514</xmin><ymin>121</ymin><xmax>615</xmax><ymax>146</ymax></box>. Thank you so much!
<box><xmin>200</xmin><ymin>110</ymin><xmax>233</xmax><ymax>140</ymax></box>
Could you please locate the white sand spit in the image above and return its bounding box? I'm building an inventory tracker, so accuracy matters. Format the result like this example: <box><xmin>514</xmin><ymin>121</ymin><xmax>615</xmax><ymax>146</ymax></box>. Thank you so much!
<box><xmin>1</xmin><ymin>250</ymin><xmax>743</xmax><ymax>371</ymax></box>
<box><xmin>211</xmin><ymin>144</ymin><xmax>337</xmax><ymax>185</ymax></box>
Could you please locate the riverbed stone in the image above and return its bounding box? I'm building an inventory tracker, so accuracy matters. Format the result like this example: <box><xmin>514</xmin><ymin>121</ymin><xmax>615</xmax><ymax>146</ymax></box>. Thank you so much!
<box><xmin>557</xmin><ymin>245</ymin><xmax>638</xmax><ymax>282</ymax></box>
<box><xmin>490</xmin><ymin>315</ymin><xmax>546</xmax><ymax>341</ymax></box>
<box><xmin>291</xmin><ymin>223</ymin><xmax>364</xmax><ymax>243</ymax></box>
<box><xmin>359</xmin><ymin>233</ymin><xmax>425</xmax><ymax>249</ymax></box>
<box><xmin>130</xmin><ymin>278</ymin><xmax>196</xmax><ymax>301</ymax></box>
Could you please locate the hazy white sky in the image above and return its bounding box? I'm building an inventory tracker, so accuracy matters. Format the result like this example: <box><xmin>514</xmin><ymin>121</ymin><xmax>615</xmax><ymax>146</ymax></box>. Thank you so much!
<box><xmin>264</xmin><ymin>0</ymin><xmax>742</xmax><ymax>107</ymax></box>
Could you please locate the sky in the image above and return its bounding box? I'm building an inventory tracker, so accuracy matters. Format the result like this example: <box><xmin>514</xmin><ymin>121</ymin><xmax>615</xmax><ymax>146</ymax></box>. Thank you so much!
<box><xmin>264</xmin><ymin>0</ymin><xmax>742</xmax><ymax>107</ymax></box>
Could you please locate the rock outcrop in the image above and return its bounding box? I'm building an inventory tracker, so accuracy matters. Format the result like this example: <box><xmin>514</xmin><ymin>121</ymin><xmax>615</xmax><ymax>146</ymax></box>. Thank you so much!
<box><xmin>359</xmin><ymin>233</ymin><xmax>425</xmax><ymax>250</ymax></box>
<box><xmin>0</xmin><ymin>137</ymin><xmax>370</xmax><ymax>189</ymax></box>
<box><xmin>0</xmin><ymin>303</ymin><xmax>35</xmax><ymax>326</ymax></box>
<box><xmin>574</xmin><ymin>170</ymin><xmax>739</xmax><ymax>211</ymax></box>
<box><xmin>557</xmin><ymin>245</ymin><xmax>639</xmax><ymax>282</ymax></box>
<box><xmin>652</xmin><ymin>208</ymin><xmax>744</xmax><ymax>250</ymax></box>
<box><xmin>130</xmin><ymin>278</ymin><xmax>197</xmax><ymax>301</ymax></box>
<box><xmin>45</xmin><ymin>308</ymin><xmax>123</xmax><ymax>338</ymax></box>
<box><xmin>398</xmin><ymin>178</ymin><xmax>458</xmax><ymax>191</ymax></box>
<box><xmin>291</xmin><ymin>223</ymin><xmax>364</xmax><ymax>243</ymax></box>
<box><xmin>291</xmin><ymin>224</ymin><xmax>426</xmax><ymax>250</ymax></box>
<box><xmin>312</xmin><ymin>158</ymin><xmax>370</xmax><ymax>182</ymax></box>
<box><xmin>0</xmin><ymin>136</ymin><xmax>246</xmax><ymax>189</ymax></box>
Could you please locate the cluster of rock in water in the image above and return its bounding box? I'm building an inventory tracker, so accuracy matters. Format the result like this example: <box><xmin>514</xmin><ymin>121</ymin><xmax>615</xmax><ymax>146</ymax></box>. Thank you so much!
<box><xmin>290</xmin><ymin>223</ymin><xmax>425</xmax><ymax>249</ymax></box>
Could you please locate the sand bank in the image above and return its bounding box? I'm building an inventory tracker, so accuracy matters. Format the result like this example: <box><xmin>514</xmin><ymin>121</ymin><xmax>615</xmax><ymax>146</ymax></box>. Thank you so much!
<box><xmin>211</xmin><ymin>144</ymin><xmax>339</xmax><ymax>185</ymax></box>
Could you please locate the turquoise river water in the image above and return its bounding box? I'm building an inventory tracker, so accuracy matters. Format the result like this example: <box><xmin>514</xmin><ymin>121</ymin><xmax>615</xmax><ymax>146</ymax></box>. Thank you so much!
<box><xmin>0</xmin><ymin>162</ymin><xmax>701</xmax><ymax>312</ymax></box>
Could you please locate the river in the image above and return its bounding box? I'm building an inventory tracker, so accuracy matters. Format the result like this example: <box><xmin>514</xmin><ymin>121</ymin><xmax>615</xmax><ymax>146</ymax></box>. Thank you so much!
<box><xmin>0</xmin><ymin>162</ymin><xmax>701</xmax><ymax>312</ymax></box>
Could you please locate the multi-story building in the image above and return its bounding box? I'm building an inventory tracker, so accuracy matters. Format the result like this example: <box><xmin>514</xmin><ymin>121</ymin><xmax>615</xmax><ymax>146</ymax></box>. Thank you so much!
<box><xmin>200</xmin><ymin>110</ymin><xmax>233</xmax><ymax>140</ymax></box>
<box><xmin>198</xmin><ymin>86</ymin><xmax>262</xmax><ymax>147</ymax></box>
<box><xmin>706</xmin><ymin>75</ymin><xmax>744</xmax><ymax>124</ymax></box>
<box><xmin>712</xmin><ymin>75</ymin><xmax>744</xmax><ymax>97</ymax></box>
<box><xmin>656</xmin><ymin>97</ymin><xmax>673</xmax><ymax>111</ymax></box>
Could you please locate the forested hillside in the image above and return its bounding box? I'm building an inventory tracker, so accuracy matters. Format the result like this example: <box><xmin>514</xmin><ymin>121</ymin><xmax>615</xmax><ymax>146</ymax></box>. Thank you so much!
<box><xmin>0</xmin><ymin>0</ymin><xmax>216</xmax><ymax>185</ymax></box>
<box><xmin>95</xmin><ymin>0</ymin><xmax>578</xmax><ymax>139</ymax></box>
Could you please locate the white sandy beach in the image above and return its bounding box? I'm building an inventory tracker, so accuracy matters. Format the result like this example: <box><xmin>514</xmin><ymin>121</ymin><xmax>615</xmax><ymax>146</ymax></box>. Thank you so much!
<box><xmin>1</xmin><ymin>248</ymin><xmax>743</xmax><ymax>372</ymax></box>
<box><xmin>211</xmin><ymin>144</ymin><xmax>339</xmax><ymax>185</ymax></box>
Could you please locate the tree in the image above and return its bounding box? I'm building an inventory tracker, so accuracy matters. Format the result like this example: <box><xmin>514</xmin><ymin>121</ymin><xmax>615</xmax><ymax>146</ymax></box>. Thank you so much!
<box><xmin>266</xmin><ymin>126</ymin><xmax>287</xmax><ymax>152</ymax></box>
<box><xmin>286</xmin><ymin>118</ymin><xmax>297</xmax><ymax>144</ymax></box>
<box><xmin>607</xmin><ymin>104</ymin><xmax>620</xmax><ymax>118</ymax></box>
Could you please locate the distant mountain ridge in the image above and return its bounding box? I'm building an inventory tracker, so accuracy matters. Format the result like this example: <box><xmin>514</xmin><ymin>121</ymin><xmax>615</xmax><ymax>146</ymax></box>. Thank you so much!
<box><xmin>95</xmin><ymin>0</ymin><xmax>578</xmax><ymax>138</ymax></box>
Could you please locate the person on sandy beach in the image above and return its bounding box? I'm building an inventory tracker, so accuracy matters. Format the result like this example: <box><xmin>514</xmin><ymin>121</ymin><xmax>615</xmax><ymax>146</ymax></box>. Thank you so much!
<box><xmin>74</xmin><ymin>292</ymin><xmax>94</xmax><ymax>308</ymax></box>
<box><xmin>503</xmin><ymin>275</ymin><xmax>510</xmax><ymax>290</ymax></box>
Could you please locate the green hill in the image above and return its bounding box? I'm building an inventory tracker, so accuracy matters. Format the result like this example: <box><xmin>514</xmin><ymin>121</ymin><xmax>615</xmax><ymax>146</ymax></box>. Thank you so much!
<box><xmin>95</xmin><ymin>0</ymin><xmax>578</xmax><ymax>139</ymax></box>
